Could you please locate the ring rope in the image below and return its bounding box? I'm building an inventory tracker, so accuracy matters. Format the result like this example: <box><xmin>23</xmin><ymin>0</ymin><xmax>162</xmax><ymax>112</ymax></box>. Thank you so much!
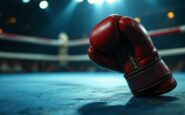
<box><xmin>0</xmin><ymin>33</ymin><xmax>63</xmax><ymax>46</ymax></box>
<box><xmin>69</xmin><ymin>25</ymin><xmax>185</xmax><ymax>47</ymax></box>
<box><xmin>0</xmin><ymin>25</ymin><xmax>185</xmax><ymax>62</ymax></box>
<box><xmin>0</xmin><ymin>25</ymin><xmax>185</xmax><ymax>47</ymax></box>
<box><xmin>0</xmin><ymin>47</ymin><xmax>185</xmax><ymax>61</ymax></box>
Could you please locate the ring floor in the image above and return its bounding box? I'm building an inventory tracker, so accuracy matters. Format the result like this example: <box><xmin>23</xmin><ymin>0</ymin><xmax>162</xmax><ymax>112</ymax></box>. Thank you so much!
<box><xmin>0</xmin><ymin>72</ymin><xmax>185</xmax><ymax>115</ymax></box>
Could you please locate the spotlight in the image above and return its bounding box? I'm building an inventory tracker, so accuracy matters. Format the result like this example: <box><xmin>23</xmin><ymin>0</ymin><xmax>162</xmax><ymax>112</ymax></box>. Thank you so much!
<box><xmin>39</xmin><ymin>1</ymin><xmax>49</xmax><ymax>9</ymax></box>
<box><xmin>88</xmin><ymin>0</ymin><xmax>104</xmax><ymax>4</ymax></box>
<box><xmin>87</xmin><ymin>0</ymin><xmax>96</xmax><ymax>4</ymax></box>
<box><xmin>105</xmin><ymin>0</ymin><xmax>116</xmax><ymax>4</ymax></box>
<box><xmin>167</xmin><ymin>11</ymin><xmax>175</xmax><ymax>19</ymax></box>
<box><xmin>96</xmin><ymin>0</ymin><xmax>104</xmax><ymax>4</ymax></box>
<box><xmin>22</xmin><ymin>0</ymin><xmax>30</xmax><ymax>3</ymax></box>
<box><xmin>75</xmin><ymin>0</ymin><xmax>84</xmax><ymax>3</ymax></box>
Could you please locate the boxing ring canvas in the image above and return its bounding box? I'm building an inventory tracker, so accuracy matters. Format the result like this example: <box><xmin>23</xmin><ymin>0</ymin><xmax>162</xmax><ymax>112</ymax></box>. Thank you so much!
<box><xmin>0</xmin><ymin>72</ymin><xmax>185</xmax><ymax>115</ymax></box>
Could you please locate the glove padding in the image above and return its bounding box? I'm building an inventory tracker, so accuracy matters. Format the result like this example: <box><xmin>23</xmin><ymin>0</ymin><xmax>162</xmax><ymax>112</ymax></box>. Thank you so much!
<box><xmin>88</xmin><ymin>14</ymin><xmax>177</xmax><ymax>96</ymax></box>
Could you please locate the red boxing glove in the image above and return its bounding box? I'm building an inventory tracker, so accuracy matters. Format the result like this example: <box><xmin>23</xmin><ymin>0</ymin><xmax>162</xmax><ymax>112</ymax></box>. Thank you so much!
<box><xmin>88</xmin><ymin>15</ymin><xmax>177</xmax><ymax>96</ymax></box>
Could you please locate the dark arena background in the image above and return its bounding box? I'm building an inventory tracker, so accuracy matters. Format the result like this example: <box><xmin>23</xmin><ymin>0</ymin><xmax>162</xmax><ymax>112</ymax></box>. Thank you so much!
<box><xmin>0</xmin><ymin>0</ymin><xmax>185</xmax><ymax>115</ymax></box>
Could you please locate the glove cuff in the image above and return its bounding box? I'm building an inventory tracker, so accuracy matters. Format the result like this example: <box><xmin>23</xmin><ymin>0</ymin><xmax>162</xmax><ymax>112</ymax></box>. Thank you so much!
<box><xmin>125</xmin><ymin>57</ymin><xmax>173</xmax><ymax>95</ymax></box>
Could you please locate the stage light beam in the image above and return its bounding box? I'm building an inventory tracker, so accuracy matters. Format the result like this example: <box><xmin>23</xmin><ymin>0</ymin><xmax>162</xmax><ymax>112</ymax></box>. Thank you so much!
<box><xmin>75</xmin><ymin>0</ymin><xmax>84</xmax><ymax>3</ymax></box>
<box><xmin>105</xmin><ymin>0</ymin><xmax>116</xmax><ymax>4</ymax></box>
<box><xmin>96</xmin><ymin>0</ymin><xmax>104</xmax><ymax>4</ymax></box>
<box><xmin>39</xmin><ymin>1</ymin><xmax>49</xmax><ymax>9</ymax></box>
<box><xmin>87</xmin><ymin>0</ymin><xmax>104</xmax><ymax>4</ymax></box>
<box><xmin>87</xmin><ymin>0</ymin><xmax>96</xmax><ymax>4</ymax></box>
<box><xmin>22</xmin><ymin>0</ymin><xmax>30</xmax><ymax>3</ymax></box>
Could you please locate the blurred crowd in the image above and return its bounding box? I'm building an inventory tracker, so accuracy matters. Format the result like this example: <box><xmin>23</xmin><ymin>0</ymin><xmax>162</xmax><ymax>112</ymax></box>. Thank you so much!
<box><xmin>0</xmin><ymin>59</ymin><xmax>108</xmax><ymax>74</ymax></box>
<box><xmin>0</xmin><ymin>58</ymin><xmax>185</xmax><ymax>74</ymax></box>
<box><xmin>0</xmin><ymin>59</ymin><xmax>58</xmax><ymax>73</ymax></box>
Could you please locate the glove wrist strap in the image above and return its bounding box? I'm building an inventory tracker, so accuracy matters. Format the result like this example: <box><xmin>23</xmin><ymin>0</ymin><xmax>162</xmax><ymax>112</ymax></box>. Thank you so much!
<box><xmin>125</xmin><ymin>58</ymin><xmax>172</xmax><ymax>94</ymax></box>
